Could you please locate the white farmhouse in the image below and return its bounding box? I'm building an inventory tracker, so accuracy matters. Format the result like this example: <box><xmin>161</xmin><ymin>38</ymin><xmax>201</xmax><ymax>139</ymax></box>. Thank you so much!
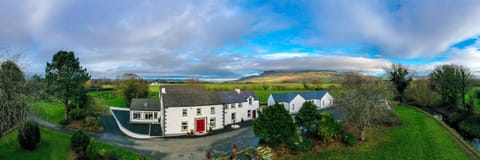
<box><xmin>121</xmin><ymin>85</ymin><xmax>260</xmax><ymax>137</ymax></box>
<box><xmin>267</xmin><ymin>91</ymin><xmax>334</xmax><ymax>114</ymax></box>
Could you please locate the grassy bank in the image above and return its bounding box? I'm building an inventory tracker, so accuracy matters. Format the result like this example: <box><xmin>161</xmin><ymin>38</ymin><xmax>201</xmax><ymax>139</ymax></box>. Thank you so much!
<box><xmin>290</xmin><ymin>105</ymin><xmax>472</xmax><ymax>160</ymax></box>
<box><xmin>0</xmin><ymin>127</ymin><xmax>147</xmax><ymax>160</ymax></box>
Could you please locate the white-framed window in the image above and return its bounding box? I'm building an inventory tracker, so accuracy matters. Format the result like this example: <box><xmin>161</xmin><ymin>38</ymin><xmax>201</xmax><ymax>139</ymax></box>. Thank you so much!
<box><xmin>133</xmin><ymin>112</ymin><xmax>141</xmax><ymax>119</ymax></box>
<box><xmin>231</xmin><ymin>113</ymin><xmax>236</xmax><ymax>123</ymax></box>
<box><xmin>247</xmin><ymin>110</ymin><xmax>251</xmax><ymax>118</ymax></box>
<box><xmin>210</xmin><ymin>118</ymin><xmax>216</xmax><ymax>128</ymax></box>
<box><xmin>231</xmin><ymin>103</ymin><xmax>236</xmax><ymax>109</ymax></box>
<box><xmin>154</xmin><ymin>112</ymin><xmax>157</xmax><ymax>119</ymax></box>
<box><xmin>145</xmin><ymin>112</ymin><xmax>153</xmax><ymax>120</ymax></box>
<box><xmin>197</xmin><ymin>108</ymin><xmax>201</xmax><ymax>115</ymax></box>
<box><xmin>239</xmin><ymin>103</ymin><xmax>242</xmax><ymax>108</ymax></box>
<box><xmin>248</xmin><ymin>97</ymin><xmax>253</xmax><ymax>105</ymax></box>
<box><xmin>292</xmin><ymin>104</ymin><xmax>295</xmax><ymax>111</ymax></box>
<box><xmin>182</xmin><ymin>109</ymin><xmax>187</xmax><ymax>117</ymax></box>
<box><xmin>210</xmin><ymin>107</ymin><xmax>215</xmax><ymax>114</ymax></box>
<box><xmin>224</xmin><ymin>104</ymin><xmax>228</xmax><ymax>110</ymax></box>
<box><xmin>181</xmin><ymin>121</ymin><xmax>188</xmax><ymax>131</ymax></box>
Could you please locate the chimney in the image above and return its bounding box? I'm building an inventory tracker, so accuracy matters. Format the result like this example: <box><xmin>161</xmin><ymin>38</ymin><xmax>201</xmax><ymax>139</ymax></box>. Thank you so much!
<box><xmin>234</xmin><ymin>88</ymin><xmax>240</xmax><ymax>94</ymax></box>
<box><xmin>161</xmin><ymin>88</ymin><xmax>166</xmax><ymax>94</ymax></box>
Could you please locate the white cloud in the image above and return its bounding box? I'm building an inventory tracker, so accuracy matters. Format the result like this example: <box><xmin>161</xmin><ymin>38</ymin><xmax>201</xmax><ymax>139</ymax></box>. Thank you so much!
<box><xmin>308</xmin><ymin>0</ymin><xmax>480</xmax><ymax>58</ymax></box>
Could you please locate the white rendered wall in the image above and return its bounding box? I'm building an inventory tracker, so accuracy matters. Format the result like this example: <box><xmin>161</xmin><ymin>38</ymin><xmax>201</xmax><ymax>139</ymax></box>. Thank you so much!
<box><xmin>164</xmin><ymin>104</ymin><xmax>224</xmax><ymax>136</ymax></box>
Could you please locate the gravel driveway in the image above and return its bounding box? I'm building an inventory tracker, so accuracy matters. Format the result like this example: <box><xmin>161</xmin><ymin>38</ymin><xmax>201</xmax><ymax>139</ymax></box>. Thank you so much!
<box><xmin>100</xmin><ymin>116</ymin><xmax>258</xmax><ymax>160</ymax></box>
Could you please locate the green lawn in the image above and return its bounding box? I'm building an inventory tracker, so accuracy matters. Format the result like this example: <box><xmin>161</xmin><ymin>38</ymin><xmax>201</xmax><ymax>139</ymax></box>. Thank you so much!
<box><xmin>29</xmin><ymin>101</ymin><xmax>65</xmax><ymax>123</ymax></box>
<box><xmin>292</xmin><ymin>105</ymin><xmax>472</xmax><ymax>160</ymax></box>
<box><xmin>0</xmin><ymin>127</ymin><xmax>148</xmax><ymax>160</ymax></box>
<box><xmin>88</xmin><ymin>91</ymin><xmax>127</xmax><ymax>107</ymax></box>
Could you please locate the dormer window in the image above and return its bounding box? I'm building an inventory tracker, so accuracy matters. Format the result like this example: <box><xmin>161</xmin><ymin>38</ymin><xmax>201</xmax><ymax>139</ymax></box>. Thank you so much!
<box><xmin>248</xmin><ymin>97</ymin><xmax>253</xmax><ymax>105</ymax></box>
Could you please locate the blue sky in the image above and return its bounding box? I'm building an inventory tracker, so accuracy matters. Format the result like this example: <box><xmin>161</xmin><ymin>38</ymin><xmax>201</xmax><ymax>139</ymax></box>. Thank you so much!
<box><xmin>1</xmin><ymin>0</ymin><xmax>480</xmax><ymax>80</ymax></box>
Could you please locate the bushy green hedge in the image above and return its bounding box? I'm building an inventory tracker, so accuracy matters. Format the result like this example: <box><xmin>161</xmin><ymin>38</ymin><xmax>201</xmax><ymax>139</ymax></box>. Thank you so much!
<box><xmin>71</xmin><ymin>130</ymin><xmax>91</xmax><ymax>155</ymax></box>
<box><xmin>18</xmin><ymin>119</ymin><xmax>41</xmax><ymax>151</ymax></box>
<box><xmin>69</xmin><ymin>107</ymin><xmax>87</xmax><ymax>121</ymax></box>
<box><xmin>58</xmin><ymin>119</ymin><xmax>70</xmax><ymax>126</ymax></box>
<box><xmin>316</xmin><ymin>112</ymin><xmax>342</xmax><ymax>142</ymax></box>
<box><xmin>458</xmin><ymin>115</ymin><xmax>480</xmax><ymax>138</ymax></box>
<box><xmin>342</xmin><ymin>133</ymin><xmax>357</xmax><ymax>146</ymax></box>
<box><xmin>288</xmin><ymin>135</ymin><xmax>314</xmax><ymax>152</ymax></box>
<box><xmin>86</xmin><ymin>138</ymin><xmax>98</xmax><ymax>160</ymax></box>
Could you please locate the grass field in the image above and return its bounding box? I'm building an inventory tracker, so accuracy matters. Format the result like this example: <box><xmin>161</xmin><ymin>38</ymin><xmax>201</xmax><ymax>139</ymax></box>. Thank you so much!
<box><xmin>290</xmin><ymin>105</ymin><xmax>472</xmax><ymax>160</ymax></box>
<box><xmin>0</xmin><ymin>127</ymin><xmax>147</xmax><ymax>160</ymax></box>
<box><xmin>203</xmin><ymin>83</ymin><xmax>339</xmax><ymax>91</ymax></box>
<box><xmin>29</xmin><ymin>101</ymin><xmax>65</xmax><ymax>123</ymax></box>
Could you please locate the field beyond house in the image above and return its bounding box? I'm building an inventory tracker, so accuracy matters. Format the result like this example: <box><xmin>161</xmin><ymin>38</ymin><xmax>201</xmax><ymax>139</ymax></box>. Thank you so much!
<box><xmin>288</xmin><ymin>105</ymin><xmax>473</xmax><ymax>160</ymax></box>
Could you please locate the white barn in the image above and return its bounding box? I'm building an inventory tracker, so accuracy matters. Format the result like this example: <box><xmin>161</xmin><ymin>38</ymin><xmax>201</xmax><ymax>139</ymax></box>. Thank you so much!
<box><xmin>127</xmin><ymin>85</ymin><xmax>260</xmax><ymax>137</ymax></box>
<box><xmin>267</xmin><ymin>91</ymin><xmax>334</xmax><ymax>114</ymax></box>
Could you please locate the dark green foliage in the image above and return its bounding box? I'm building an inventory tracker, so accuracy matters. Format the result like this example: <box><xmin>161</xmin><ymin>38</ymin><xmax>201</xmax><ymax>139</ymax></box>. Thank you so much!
<box><xmin>69</xmin><ymin>107</ymin><xmax>87</xmax><ymax>121</ymax></box>
<box><xmin>386</xmin><ymin>64</ymin><xmax>412</xmax><ymax>103</ymax></box>
<box><xmin>0</xmin><ymin>60</ymin><xmax>27</xmax><ymax>134</ymax></box>
<box><xmin>71</xmin><ymin>130</ymin><xmax>91</xmax><ymax>155</ymax></box>
<box><xmin>59</xmin><ymin>119</ymin><xmax>70</xmax><ymax>126</ymax></box>
<box><xmin>253</xmin><ymin>103</ymin><xmax>296</xmax><ymax>146</ymax></box>
<box><xmin>17</xmin><ymin>119</ymin><xmax>41</xmax><ymax>151</ymax></box>
<box><xmin>295</xmin><ymin>101</ymin><xmax>318</xmax><ymax>134</ymax></box>
<box><xmin>86</xmin><ymin>139</ymin><xmax>98</xmax><ymax>160</ymax></box>
<box><xmin>115</xmin><ymin>73</ymin><xmax>149</xmax><ymax>106</ymax></box>
<box><xmin>342</xmin><ymin>133</ymin><xmax>357</xmax><ymax>146</ymax></box>
<box><xmin>429</xmin><ymin>64</ymin><xmax>472</xmax><ymax>112</ymax></box>
<box><xmin>458</xmin><ymin>115</ymin><xmax>480</xmax><ymax>138</ymax></box>
<box><xmin>45</xmin><ymin>51</ymin><xmax>90</xmax><ymax>120</ymax></box>
<box><xmin>316</xmin><ymin>112</ymin><xmax>342</xmax><ymax>142</ymax></box>
<box><xmin>288</xmin><ymin>135</ymin><xmax>314</xmax><ymax>152</ymax></box>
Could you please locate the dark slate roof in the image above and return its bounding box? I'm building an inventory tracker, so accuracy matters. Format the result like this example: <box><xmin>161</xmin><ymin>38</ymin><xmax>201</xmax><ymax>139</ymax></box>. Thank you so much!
<box><xmin>130</xmin><ymin>98</ymin><xmax>161</xmax><ymax>111</ymax></box>
<box><xmin>218</xmin><ymin>92</ymin><xmax>247</xmax><ymax>103</ymax></box>
<box><xmin>271</xmin><ymin>90</ymin><xmax>328</xmax><ymax>103</ymax></box>
<box><xmin>239</xmin><ymin>90</ymin><xmax>259</xmax><ymax>100</ymax></box>
<box><xmin>161</xmin><ymin>85</ymin><xmax>223</xmax><ymax>107</ymax></box>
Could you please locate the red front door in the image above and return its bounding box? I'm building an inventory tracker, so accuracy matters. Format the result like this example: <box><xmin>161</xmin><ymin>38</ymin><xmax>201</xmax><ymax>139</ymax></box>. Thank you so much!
<box><xmin>196</xmin><ymin>118</ymin><xmax>206</xmax><ymax>133</ymax></box>
<box><xmin>252</xmin><ymin>110</ymin><xmax>257</xmax><ymax>119</ymax></box>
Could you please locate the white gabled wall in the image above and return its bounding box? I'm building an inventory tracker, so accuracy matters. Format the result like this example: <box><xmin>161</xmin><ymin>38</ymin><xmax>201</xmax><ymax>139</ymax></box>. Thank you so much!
<box><xmin>289</xmin><ymin>94</ymin><xmax>305</xmax><ymax>114</ymax></box>
<box><xmin>320</xmin><ymin>92</ymin><xmax>334</xmax><ymax>108</ymax></box>
<box><xmin>267</xmin><ymin>95</ymin><xmax>276</xmax><ymax>107</ymax></box>
<box><xmin>164</xmin><ymin>104</ymin><xmax>224</xmax><ymax>136</ymax></box>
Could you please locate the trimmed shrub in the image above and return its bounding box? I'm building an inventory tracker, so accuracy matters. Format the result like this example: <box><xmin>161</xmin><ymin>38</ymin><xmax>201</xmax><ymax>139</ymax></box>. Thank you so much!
<box><xmin>316</xmin><ymin>112</ymin><xmax>342</xmax><ymax>142</ymax></box>
<box><xmin>86</xmin><ymin>139</ymin><xmax>98</xmax><ymax>160</ymax></box>
<box><xmin>69</xmin><ymin>107</ymin><xmax>87</xmax><ymax>120</ymax></box>
<box><xmin>18</xmin><ymin>119</ymin><xmax>41</xmax><ymax>151</ymax></box>
<box><xmin>342</xmin><ymin>133</ymin><xmax>357</xmax><ymax>146</ymax></box>
<box><xmin>82</xmin><ymin>116</ymin><xmax>102</xmax><ymax>131</ymax></box>
<box><xmin>71</xmin><ymin>130</ymin><xmax>91</xmax><ymax>154</ymax></box>
<box><xmin>288</xmin><ymin>135</ymin><xmax>314</xmax><ymax>152</ymax></box>
<box><xmin>59</xmin><ymin>119</ymin><xmax>70</xmax><ymax>126</ymax></box>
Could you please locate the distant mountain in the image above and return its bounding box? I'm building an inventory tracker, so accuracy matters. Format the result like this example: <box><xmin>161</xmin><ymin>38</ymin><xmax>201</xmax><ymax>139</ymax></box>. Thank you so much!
<box><xmin>235</xmin><ymin>70</ymin><xmax>354</xmax><ymax>83</ymax></box>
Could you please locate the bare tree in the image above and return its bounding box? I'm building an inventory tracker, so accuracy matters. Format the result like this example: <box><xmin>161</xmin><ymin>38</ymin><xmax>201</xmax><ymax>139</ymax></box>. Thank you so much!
<box><xmin>406</xmin><ymin>79</ymin><xmax>439</xmax><ymax>107</ymax></box>
<box><xmin>341</xmin><ymin>74</ymin><xmax>393</xmax><ymax>141</ymax></box>
<box><xmin>0</xmin><ymin>60</ymin><xmax>27</xmax><ymax>135</ymax></box>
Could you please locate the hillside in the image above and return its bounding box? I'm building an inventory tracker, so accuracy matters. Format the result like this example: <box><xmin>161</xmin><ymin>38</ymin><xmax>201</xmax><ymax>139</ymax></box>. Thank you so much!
<box><xmin>235</xmin><ymin>70</ymin><xmax>353</xmax><ymax>83</ymax></box>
